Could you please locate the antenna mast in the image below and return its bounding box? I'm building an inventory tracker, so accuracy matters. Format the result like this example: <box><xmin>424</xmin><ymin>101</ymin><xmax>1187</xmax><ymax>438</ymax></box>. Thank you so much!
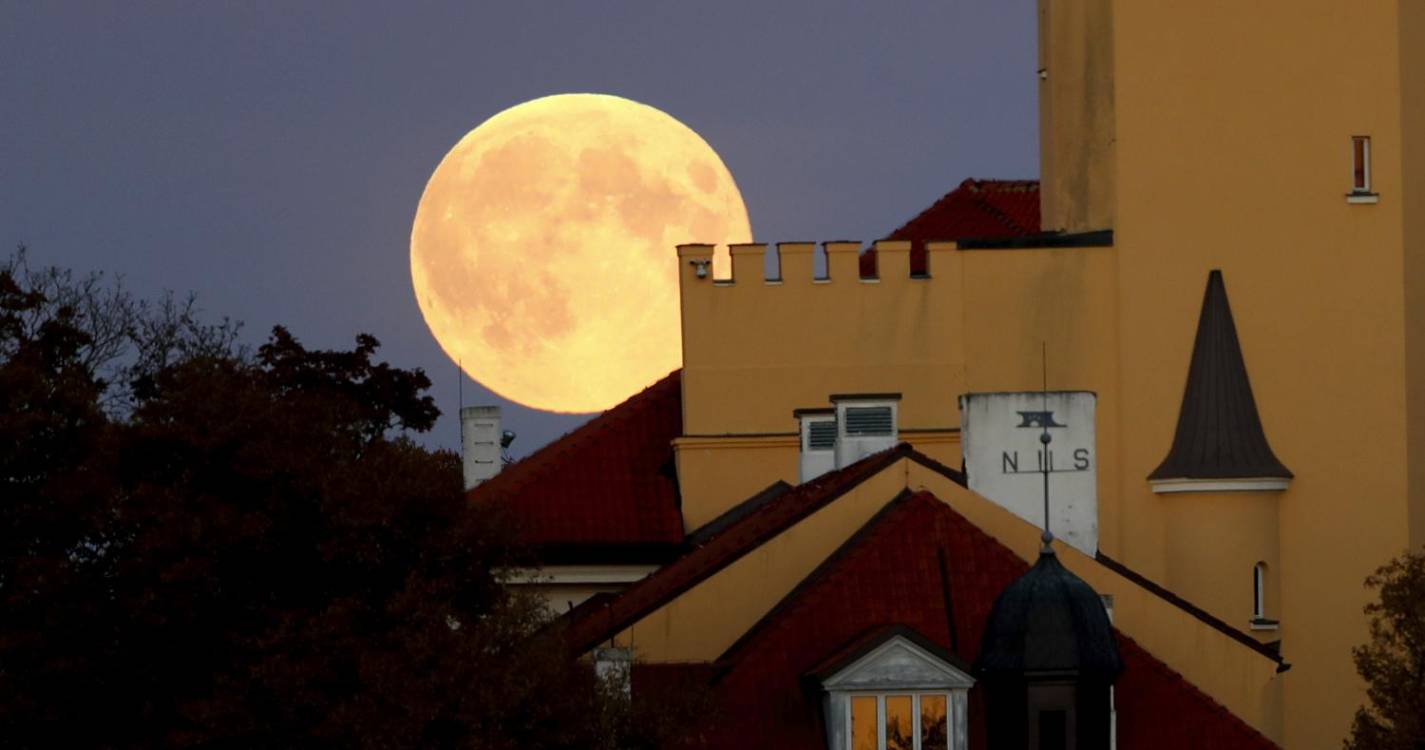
<box><xmin>1040</xmin><ymin>342</ymin><xmax>1054</xmax><ymax>554</ymax></box>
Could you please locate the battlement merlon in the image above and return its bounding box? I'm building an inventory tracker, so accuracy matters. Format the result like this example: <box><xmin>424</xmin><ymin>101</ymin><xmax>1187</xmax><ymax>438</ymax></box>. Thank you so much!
<box><xmin>676</xmin><ymin>239</ymin><xmax>962</xmax><ymax>290</ymax></box>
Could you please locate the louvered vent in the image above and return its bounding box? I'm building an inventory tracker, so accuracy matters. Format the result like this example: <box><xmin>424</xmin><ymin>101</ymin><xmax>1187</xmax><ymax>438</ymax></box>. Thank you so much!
<box><xmin>844</xmin><ymin>406</ymin><xmax>894</xmax><ymax>436</ymax></box>
<box><xmin>807</xmin><ymin>420</ymin><xmax>837</xmax><ymax>450</ymax></box>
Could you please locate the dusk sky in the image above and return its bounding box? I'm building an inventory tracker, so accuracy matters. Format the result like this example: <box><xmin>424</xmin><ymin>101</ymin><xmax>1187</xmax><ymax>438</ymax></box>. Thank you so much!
<box><xmin>1</xmin><ymin>3</ymin><xmax>1037</xmax><ymax>457</ymax></box>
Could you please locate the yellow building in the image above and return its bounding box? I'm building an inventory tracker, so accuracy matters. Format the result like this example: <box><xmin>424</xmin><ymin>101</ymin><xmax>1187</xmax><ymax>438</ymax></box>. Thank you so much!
<box><xmin>470</xmin><ymin>3</ymin><xmax>1424</xmax><ymax>747</ymax></box>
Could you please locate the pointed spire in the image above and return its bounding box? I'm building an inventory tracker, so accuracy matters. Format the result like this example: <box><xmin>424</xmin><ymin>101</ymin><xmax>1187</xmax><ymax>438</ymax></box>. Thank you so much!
<box><xmin>1149</xmin><ymin>270</ymin><xmax>1292</xmax><ymax>484</ymax></box>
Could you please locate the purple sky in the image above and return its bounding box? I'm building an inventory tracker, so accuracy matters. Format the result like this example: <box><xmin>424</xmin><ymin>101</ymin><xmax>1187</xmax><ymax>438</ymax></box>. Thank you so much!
<box><xmin>1</xmin><ymin>2</ymin><xmax>1037</xmax><ymax>457</ymax></box>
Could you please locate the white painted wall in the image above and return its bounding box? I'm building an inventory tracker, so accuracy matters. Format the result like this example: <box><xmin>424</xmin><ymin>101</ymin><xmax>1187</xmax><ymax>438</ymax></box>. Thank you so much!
<box><xmin>461</xmin><ymin>405</ymin><xmax>502</xmax><ymax>490</ymax></box>
<box><xmin>959</xmin><ymin>392</ymin><xmax>1098</xmax><ymax>555</ymax></box>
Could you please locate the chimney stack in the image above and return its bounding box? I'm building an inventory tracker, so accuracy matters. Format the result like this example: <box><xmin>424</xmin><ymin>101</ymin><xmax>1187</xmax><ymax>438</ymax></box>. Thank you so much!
<box><xmin>461</xmin><ymin>405</ymin><xmax>502</xmax><ymax>490</ymax></box>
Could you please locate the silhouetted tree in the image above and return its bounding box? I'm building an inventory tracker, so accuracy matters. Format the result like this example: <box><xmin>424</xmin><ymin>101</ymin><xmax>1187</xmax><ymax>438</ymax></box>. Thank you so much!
<box><xmin>0</xmin><ymin>251</ymin><xmax>689</xmax><ymax>749</ymax></box>
<box><xmin>1344</xmin><ymin>548</ymin><xmax>1425</xmax><ymax>750</ymax></box>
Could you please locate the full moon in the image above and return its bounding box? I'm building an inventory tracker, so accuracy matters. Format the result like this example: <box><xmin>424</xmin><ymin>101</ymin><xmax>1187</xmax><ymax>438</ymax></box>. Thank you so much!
<box><xmin>410</xmin><ymin>94</ymin><xmax>751</xmax><ymax>413</ymax></box>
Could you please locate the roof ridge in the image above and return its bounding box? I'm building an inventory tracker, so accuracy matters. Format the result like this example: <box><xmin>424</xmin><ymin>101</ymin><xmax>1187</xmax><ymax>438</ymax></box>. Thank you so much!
<box><xmin>882</xmin><ymin>176</ymin><xmax>1041</xmax><ymax>247</ymax></box>
<box><xmin>562</xmin><ymin>444</ymin><xmax>918</xmax><ymax>652</ymax></box>
<box><xmin>711</xmin><ymin>490</ymin><xmax>934</xmax><ymax>670</ymax></box>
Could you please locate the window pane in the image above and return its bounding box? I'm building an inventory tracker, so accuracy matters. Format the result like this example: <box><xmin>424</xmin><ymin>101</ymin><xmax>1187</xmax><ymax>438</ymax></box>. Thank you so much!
<box><xmin>920</xmin><ymin>694</ymin><xmax>948</xmax><ymax>750</ymax></box>
<box><xmin>851</xmin><ymin>696</ymin><xmax>878</xmax><ymax>750</ymax></box>
<box><xmin>886</xmin><ymin>695</ymin><xmax>914</xmax><ymax>750</ymax></box>
<box><xmin>1354</xmin><ymin>138</ymin><xmax>1368</xmax><ymax>190</ymax></box>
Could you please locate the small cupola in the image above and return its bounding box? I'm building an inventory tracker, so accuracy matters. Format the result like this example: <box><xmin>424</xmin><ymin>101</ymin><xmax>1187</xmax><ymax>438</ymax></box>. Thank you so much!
<box><xmin>976</xmin><ymin>541</ymin><xmax>1122</xmax><ymax>750</ymax></box>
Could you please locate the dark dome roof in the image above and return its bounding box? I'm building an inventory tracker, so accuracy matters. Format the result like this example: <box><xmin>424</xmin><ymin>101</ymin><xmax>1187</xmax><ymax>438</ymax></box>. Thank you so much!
<box><xmin>975</xmin><ymin>549</ymin><xmax>1123</xmax><ymax>678</ymax></box>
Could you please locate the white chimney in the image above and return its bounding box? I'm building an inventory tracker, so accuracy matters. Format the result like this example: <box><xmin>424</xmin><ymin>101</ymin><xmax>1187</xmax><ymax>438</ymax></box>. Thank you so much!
<box><xmin>461</xmin><ymin>405</ymin><xmax>502</xmax><ymax>490</ymax></box>
<box><xmin>958</xmin><ymin>391</ymin><xmax>1099</xmax><ymax>555</ymax></box>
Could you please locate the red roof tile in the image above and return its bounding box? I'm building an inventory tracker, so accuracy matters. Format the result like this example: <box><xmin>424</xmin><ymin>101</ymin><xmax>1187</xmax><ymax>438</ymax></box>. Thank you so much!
<box><xmin>466</xmin><ymin>370</ymin><xmax>685</xmax><ymax>554</ymax></box>
<box><xmin>694</xmin><ymin>492</ymin><xmax>1277</xmax><ymax>749</ymax></box>
<box><xmin>862</xmin><ymin>178</ymin><xmax>1041</xmax><ymax>276</ymax></box>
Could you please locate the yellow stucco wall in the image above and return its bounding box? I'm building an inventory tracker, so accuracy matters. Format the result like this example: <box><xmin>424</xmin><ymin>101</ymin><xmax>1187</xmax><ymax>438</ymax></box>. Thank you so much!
<box><xmin>676</xmin><ymin>240</ymin><xmax>1121</xmax><ymax>535</ymax></box>
<box><xmin>1161</xmin><ymin>492</ymin><xmax>1280</xmax><ymax>643</ymax></box>
<box><xmin>617</xmin><ymin>467</ymin><xmax>909</xmax><ymax>660</ymax></box>
<box><xmin>1400</xmin><ymin>0</ymin><xmax>1425</xmax><ymax>550</ymax></box>
<box><xmin>1107</xmin><ymin>3</ymin><xmax>1413</xmax><ymax>746</ymax></box>
<box><xmin>1038</xmin><ymin>0</ymin><xmax>1116</xmax><ymax>233</ymax></box>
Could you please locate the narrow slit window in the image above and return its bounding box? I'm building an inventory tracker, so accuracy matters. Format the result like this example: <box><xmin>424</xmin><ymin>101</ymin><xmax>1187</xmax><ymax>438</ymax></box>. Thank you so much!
<box><xmin>1253</xmin><ymin>562</ymin><xmax>1265</xmax><ymax>620</ymax></box>
<box><xmin>1352</xmin><ymin>136</ymin><xmax>1372</xmax><ymax>194</ymax></box>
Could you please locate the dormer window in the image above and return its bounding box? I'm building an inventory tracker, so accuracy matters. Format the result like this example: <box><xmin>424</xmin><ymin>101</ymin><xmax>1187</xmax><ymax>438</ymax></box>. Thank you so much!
<box><xmin>832</xmin><ymin>394</ymin><xmax>900</xmax><ymax>468</ymax></box>
<box><xmin>814</xmin><ymin>627</ymin><xmax>973</xmax><ymax>750</ymax></box>
<box><xmin>797</xmin><ymin>409</ymin><xmax>838</xmax><ymax>483</ymax></box>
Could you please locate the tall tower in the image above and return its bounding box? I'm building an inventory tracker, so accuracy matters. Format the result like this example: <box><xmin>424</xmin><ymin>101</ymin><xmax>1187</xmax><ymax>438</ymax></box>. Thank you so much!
<box><xmin>1039</xmin><ymin>3</ymin><xmax>1425</xmax><ymax>747</ymax></box>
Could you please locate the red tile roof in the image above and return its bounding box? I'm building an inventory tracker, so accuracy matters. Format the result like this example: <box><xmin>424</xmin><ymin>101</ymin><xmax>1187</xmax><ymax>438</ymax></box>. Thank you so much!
<box><xmin>862</xmin><ymin>178</ymin><xmax>1041</xmax><ymax>276</ymax></box>
<box><xmin>695</xmin><ymin>492</ymin><xmax>1278</xmax><ymax>750</ymax></box>
<box><xmin>466</xmin><ymin>370</ymin><xmax>685</xmax><ymax>555</ymax></box>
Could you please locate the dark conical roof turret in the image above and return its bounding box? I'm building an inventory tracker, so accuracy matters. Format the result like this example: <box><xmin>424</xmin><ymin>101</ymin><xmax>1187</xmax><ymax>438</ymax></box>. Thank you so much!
<box><xmin>1149</xmin><ymin>270</ymin><xmax>1292</xmax><ymax>481</ymax></box>
<box><xmin>976</xmin><ymin>548</ymin><xmax>1123</xmax><ymax>677</ymax></box>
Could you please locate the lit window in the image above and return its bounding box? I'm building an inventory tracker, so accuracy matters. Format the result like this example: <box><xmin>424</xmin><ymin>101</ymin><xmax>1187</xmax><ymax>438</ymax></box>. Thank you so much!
<box><xmin>849</xmin><ymin>693</ymin><xmax>950</xmax><ymax>750</ymax></box>
<box><xmin>1348</xmin><ymin>136</ymin><xmax>1378</xmax><ymax>203</ymax></box>
<box><xmin>820</xmin><ymin>630</ymin><xmax>972</xmax><ymax>750</ymax></box>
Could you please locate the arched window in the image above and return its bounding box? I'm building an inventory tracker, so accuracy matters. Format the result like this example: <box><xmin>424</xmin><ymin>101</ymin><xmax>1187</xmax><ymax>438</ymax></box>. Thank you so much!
<box><xmin>1253</xmin><ymin>562</ymin><xmax>1265</xmax><ymax>620</ymax></box>
<box><xmin>1250</xmin><ymin>562</ymin><xmax>1278</xmax><ymax>631</ymax></box>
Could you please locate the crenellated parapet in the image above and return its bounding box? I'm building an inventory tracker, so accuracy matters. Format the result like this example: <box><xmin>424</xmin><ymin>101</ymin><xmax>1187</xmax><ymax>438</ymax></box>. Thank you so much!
<box><xmin>677</xmin><ymin>239</ymin><xmax>953</xmax><ymax>288</ymax></box>
<box><xmin>675</xmin><ymin>235</ymin><xmax>1117</xmax><ymax>440</ymax></box>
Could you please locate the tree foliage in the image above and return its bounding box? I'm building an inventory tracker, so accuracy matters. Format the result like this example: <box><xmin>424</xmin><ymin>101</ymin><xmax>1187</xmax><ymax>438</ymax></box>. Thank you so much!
<box><xmin>1344</xmin><ymin>548</ymin><xmax>1425</xmax><ymax>750</ymax></box>
<box><xmin>0</xmin><ymin>250</ymin><xmax>683</xmax><ymax>749</ymax></box>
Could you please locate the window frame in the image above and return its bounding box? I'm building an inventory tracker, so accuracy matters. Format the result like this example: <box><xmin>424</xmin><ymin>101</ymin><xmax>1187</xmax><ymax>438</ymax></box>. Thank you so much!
<box><xmin>1348</xmin><ymin>135</ymin><xmax>1379</xmax><ymax>203</ymax></box>
<box><xmin>820</xmin><ymin>633</ymin><xmax>972</xmax><ymax>750</ymax></box>
<box><xmin>1253</xmin><ymin>562</ymin><xmax>1265</xmax><ymax>620</ymax></box>
<box><xmin>845</xmin><ymin>691</ymin><xmax>953</xmax><ymax>750</ymax></box>
<box><xmin>1250</xmin><ymin>561</ymin><xmax>1279</xmax><ymax>631</ymax></box>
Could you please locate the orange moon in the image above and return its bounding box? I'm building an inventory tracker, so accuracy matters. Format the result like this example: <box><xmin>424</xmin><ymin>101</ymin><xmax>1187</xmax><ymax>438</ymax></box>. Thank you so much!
<box><xmin>410</xmin><ymin>94</ymin><xmax>751</xmax><ymax>413</ymax></box>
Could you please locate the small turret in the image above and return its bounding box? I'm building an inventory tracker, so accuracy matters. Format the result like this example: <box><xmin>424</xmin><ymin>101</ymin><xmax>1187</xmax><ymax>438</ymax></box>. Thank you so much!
<box><xmin>976</xmin><ymin>543</ymin><xmax>1122</xmax><ymax>749</ymax></box>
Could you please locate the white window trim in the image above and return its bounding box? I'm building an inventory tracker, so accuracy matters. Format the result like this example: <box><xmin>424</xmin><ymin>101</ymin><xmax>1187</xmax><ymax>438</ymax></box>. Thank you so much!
<box><xmin>1348</xmin><ymin>135</ymin><xmax>1378</xmax><ymax>203</ymax></box>
<box><xmin>1253</xmin><ymin>563</ymin><xmax>1265</xmax><ymax>619</ymax></box>
<box><xmin>841</xmin><ymin>692</ymin><xmax>958</xmax><ymax>750</ymax></box>
<box><xmin>821</xmin><ymin>635</ymin><xmax>973</xmax><ymax>750</ymax></box>
<box><xmin>1249</xmin><ymin>562</ymin><xmax>1280</xmax><ymax>630</ymax></box>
